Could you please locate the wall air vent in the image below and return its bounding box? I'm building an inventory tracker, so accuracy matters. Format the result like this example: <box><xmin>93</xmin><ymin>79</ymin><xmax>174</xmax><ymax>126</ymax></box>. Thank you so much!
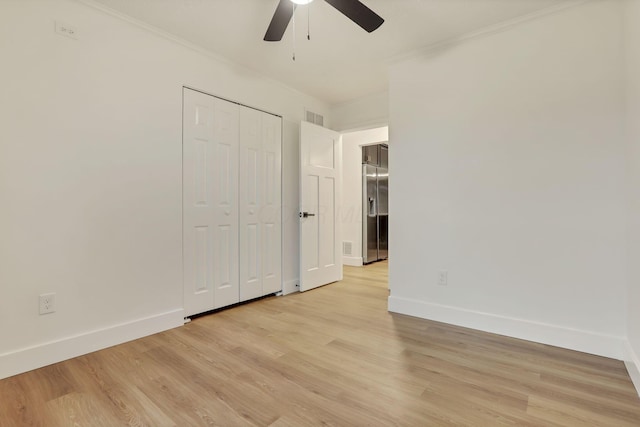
<box><xmin>305</xmin><ymin>110</ymin><xmax>324</xmax><ymax>127</ymax></box>
<box><xmin>343</xmin><ymin>241</ymin><xmax>353</xmax><ymax>256</ymax></box>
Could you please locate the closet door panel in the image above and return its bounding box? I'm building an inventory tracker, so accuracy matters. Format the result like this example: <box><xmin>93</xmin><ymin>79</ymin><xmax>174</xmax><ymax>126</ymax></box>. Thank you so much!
<box><xmin>212</xmin><ymin>98</ymin><xmax>240</xmax><ymax>309</ymax></box>
<box><xmin>239</xmin><ymin>107</ymin><xmax>263</xmax><ymax>301</ymax></box>
<box><xmin>261</xmin><ymin>113</ymin><xmax>282</xmax><ymax>295</ymax></box>
<box><xmin>183</xmin><ymin>90</ymin><xmax>216</xmax><ymax>316</ymax></box>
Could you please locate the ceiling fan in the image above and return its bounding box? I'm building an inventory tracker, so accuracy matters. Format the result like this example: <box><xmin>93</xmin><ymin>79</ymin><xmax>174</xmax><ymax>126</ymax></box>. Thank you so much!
<box><xmin>264</xmin><ymin>0</ymin><xmax>384</xmax><ymax>42</ymax></box>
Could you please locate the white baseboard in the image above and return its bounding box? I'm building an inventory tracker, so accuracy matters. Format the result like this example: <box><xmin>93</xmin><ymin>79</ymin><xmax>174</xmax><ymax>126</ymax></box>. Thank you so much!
<box><xmin>388</xmin><ymin>296</ymin><xmax>625</xmax><ymax>360</ymax></box>
<box><xmin>0</xmin><ymin>308</ymin><xmax>184</xmax><ymax>380</ymax></box>
<box><xmin>343</xmin><ymin>256</ymin><xmax>363</xmax><ymax>267</ymax></box>
<box><xmin>282</xmin><ymin>279</ymin><xmax>299</xmax><ymax>295</ymax></box>
<box><xmin>624</xmin><ymin>341</ymin><xmax>640</xmax><ymax>398</ymax></box>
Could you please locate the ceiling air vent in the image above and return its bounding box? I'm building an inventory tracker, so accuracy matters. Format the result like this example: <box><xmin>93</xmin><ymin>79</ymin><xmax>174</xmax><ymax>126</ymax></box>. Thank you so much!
<box><xmin>305</xmin><ymin>110</ymin><xmax>324</xmax><ymax>127</ymax></box>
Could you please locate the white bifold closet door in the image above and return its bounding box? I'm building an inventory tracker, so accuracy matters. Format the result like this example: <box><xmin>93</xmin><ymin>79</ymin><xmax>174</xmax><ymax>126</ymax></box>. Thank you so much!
<box><xmin>239</xmin><ymin>108</ymin><xmax>282</xmax><ymax>301</ymax></box>
<box><xmin>183</xmin><ymin>88</ymin><xmax>281</xmax><ymax>317</ymax></box>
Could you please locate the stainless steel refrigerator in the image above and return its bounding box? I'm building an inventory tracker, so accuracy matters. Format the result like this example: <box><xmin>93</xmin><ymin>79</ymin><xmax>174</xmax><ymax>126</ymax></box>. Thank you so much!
<box><xmin>363</xmin><ymin>145</ymin><xmax>388</xmax><ymax>264</ymax></box>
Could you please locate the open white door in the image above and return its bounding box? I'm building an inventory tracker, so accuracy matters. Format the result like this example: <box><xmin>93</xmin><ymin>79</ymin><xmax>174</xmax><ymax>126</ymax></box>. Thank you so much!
<box><xmin>300</xmin><ymin>121</ymin><xmax>342</xmax><ymax>292</ymax></box>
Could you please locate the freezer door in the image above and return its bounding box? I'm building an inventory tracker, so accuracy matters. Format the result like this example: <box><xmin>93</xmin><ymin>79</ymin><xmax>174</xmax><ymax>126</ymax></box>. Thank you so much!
<box><xmin>363</xmin><ymin>164</ymin><xmax>378</xmax><ymax>263</ymax></box>
<box><xmin>377</xmin><ymin>167</ymin><xmax>388</xmax><ymax>215</ymax></box>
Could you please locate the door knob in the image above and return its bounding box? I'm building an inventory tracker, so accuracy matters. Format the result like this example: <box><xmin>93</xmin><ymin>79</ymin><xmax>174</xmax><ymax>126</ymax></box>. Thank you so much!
<box><xmin>299</xmin><ymin>212</ymin><xmax>316</xmax><ymax>218</ymax></box>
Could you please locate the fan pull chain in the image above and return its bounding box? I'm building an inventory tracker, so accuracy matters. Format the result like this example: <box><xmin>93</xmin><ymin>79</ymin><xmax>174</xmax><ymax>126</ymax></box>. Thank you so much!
<box><xmin>307</xmin><ymin>6</ymin><xmax>311</xmax><ymax>40</ymax></box>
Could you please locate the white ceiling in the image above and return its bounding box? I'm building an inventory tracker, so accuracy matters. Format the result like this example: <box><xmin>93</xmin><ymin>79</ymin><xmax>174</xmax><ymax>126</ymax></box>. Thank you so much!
<box><xmin>88</xmin><ymin>0</ymin><xmax>578</xmax><ymax>105</ymax></box>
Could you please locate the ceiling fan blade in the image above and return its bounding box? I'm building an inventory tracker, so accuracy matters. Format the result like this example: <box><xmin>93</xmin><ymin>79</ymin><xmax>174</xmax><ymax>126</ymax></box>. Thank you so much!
<box><xmin>324</xmin><ymin>0</ymin><xmax>384</xmax><ymax>33</ymax></box>
<box><xmin>264</xmin><ymin>0</ymin><xmax>296</xmax><ymax>41</ymax></box>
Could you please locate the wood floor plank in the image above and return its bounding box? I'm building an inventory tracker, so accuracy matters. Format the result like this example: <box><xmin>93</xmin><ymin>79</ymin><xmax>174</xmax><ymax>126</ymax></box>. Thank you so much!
<box><xmin>1</xmin><ymin>261</ymin><xmax>640</xmax><ymax>426</ymax></box>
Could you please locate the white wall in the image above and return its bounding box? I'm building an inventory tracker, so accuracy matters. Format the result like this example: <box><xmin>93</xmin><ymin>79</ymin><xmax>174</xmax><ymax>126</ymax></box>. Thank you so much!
<box><xmin>0</xmin><ymin>0</ymin><xmax>329</xmax><ymax>379</ymax></box>
<box><xmin>341</xmin><ymin>127</ymin><xmax>389</xmax><ymax>266</ymax></box>
<box><xmin>389</xmin><ymin>1</ymin><xmax>628</xmax><ymax>359</ymax></box>
<box><xmin>331</xmin><ymin>91</ymin><xmax>389</xmax><ymax>132</ymax></box>
<box><xmin>624</xmin><ymin>0</ymin><xmax>640</xmax><ymax>394</ymax></box>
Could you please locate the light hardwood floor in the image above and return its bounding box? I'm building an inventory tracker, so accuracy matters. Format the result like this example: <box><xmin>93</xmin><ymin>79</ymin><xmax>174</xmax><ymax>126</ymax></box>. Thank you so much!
<box><xmin>2</xmin><ymin>261</ymin><xmax>640</xmax><ymax>426</ymax></box>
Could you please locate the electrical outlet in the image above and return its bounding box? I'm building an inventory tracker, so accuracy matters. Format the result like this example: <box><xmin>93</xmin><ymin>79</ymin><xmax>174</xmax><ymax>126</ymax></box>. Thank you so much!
<box><xmin>438</xmin><ymin>271</ymin><xmax>448</xmax><ymax>286</ymax></box>
<box><xmin>55</xmin><ymin>21</ymin><xmax>78</xmax><ymax>40</ymax></box>
<box><xmin>39</xmin><ymin>293</ymin><xmax>56</xmax><ymax>315</ymax></box>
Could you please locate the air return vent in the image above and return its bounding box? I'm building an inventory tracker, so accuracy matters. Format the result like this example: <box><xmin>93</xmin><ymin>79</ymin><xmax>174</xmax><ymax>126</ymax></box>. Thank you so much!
<box><xmin>305</xmin><ymin>110</ymin><xmax>324</xmax><ymax>127</ymax></box>
<box><xmin>343</xmin><ymin>241</ymin><xmax>353</xmax><ymax>256</ymax></box>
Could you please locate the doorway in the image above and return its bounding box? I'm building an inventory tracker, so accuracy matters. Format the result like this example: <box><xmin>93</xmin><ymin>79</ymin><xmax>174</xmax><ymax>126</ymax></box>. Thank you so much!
<box><xmin>339</xmin><ymin>126</ymin><xmax>389</xmax><ymax>267</ymax></box>
<box><xmin>362</xmin><ymin>144</ymin><xmax>388</xmax><ymax>264</ymax></box>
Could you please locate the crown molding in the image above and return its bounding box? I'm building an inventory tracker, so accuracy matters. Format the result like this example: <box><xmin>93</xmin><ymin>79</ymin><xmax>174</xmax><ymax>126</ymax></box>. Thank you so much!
<box><xmin>72</xmin><ymin>0</ymin><xmax>329</xmax><ymax>111</ymax></box>
<box><xmin>388</xmin><ymin>0</ymin><xmax>592</xmax><ymax>66</ymax></box>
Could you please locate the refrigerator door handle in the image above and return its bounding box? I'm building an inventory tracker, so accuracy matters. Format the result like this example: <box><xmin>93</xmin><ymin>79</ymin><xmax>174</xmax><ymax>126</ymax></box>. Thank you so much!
<box><xmin>368</xmin><ymin>197</ymin><xmax>376</xmax><ymax>216</ymax></box>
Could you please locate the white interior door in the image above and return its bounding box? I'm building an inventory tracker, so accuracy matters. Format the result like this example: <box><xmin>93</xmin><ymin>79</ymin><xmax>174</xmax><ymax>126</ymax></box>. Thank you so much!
<box><xmin>300</xmin><ymin>121</ymin><xmax>342</xmax><ymax>292</ymax></box>
<box><xmin>183</xmin><ymin>89</ymin><xmax>240</xmax><ymax>316</ymax></box>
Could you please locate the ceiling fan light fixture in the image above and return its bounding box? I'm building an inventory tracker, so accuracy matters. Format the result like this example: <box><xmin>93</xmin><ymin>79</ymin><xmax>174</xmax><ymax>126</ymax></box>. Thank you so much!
<box><xmin>265</xmin><ymin>0</ymin><xmax>383</xmax><ymax>42</ymax></box>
